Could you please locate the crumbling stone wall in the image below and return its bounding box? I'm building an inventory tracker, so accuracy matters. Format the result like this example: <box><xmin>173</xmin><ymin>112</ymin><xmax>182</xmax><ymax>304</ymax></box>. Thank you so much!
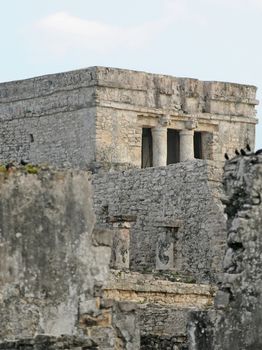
<box><xmin>93</xmin><ymin>159</ymin><xmax>226</xmax><ymax>283</ymax></box>
<box><xmin>0</xmin><ymin>335</ymin><xmax>98</xmax><ymax>350</ymax></box>
<box><xmin>104</xmin><ymin>270</ymin><xmax>214</xmax><ymax>350</ymax></box>
<box><xmin>0</xmin><ymin>168</ymin><xmax>144</xmax><ymax>350</ymax></box>
<box><xmin>188</xmin><ymin>153</ymin><xmax>262</xmax><ymax>349</ymax></box>
<box><xmin>0</xmin><ymin>168</ymin><xmax>112</xmax><ymax>345</ymax></box>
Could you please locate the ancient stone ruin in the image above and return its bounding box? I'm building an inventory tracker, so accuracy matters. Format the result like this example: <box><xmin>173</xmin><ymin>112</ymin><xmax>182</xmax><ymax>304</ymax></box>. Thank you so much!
<box><xmin>0</xmin><ymin>66</ymin><xmax>257</xmax><ymax>168</ymax></box>
<box><xmin>0</xmin><ymin>67</ymin><xmax>261</xmax><ymax>349</ymax></box>
<box><xmin>189</xmin><ymin>153</ymin><xmax>262</xmax><ymax>350</ymax></box>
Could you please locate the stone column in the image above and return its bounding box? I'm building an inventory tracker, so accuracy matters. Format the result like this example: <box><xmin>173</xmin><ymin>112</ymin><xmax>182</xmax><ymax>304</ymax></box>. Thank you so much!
<box><xmin>180</xmin><ymin>129</ymin><xmax>194</xmax><ymax>161</ymax></box>
<box><xmin>179</xmin><ymin>120</ymin><xmax>198</xmax><ymax>162</ymax></box>
<box><xmin>152</xmin><ymin>126</ymin><xmax>167</xmax><ymax>167</ymax></box>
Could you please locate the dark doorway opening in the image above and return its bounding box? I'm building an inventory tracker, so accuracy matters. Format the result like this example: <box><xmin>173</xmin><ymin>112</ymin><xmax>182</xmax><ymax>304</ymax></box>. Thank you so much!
<box><xmin>194</xmin><ymin>131</ymin><xmax>203</xmax><ymax>159</ymax></box>
<box><xmin>141</xmin><ymin>128</ymin><xmax>153</xmax><ymax>168</ymax></box>
<box><xmin>167</xmin><ymin>129</ymin><xmax>180</xmax><ymax>164</ymax></box>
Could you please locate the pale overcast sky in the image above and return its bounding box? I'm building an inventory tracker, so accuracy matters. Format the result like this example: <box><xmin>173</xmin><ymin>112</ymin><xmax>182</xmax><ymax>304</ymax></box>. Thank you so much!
<box><xmin>0</xmin><ymin>0</ymin><xmax>261</xmax><ymax>148</ymax></box>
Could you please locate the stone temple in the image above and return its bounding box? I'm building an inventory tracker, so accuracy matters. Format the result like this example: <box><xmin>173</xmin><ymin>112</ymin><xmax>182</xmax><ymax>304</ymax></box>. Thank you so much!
<box><xmin>0</xmin><ymin>66</ymin><xmax>258</xmax><ymax>168</ymax></box>
<box><xmin>0</xmin><ymin>67</ymin><xmax>261</xmax><ymax>349</ymax></box>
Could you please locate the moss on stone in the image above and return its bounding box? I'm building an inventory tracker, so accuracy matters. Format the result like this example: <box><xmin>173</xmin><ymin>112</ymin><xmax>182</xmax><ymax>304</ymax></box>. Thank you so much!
<box><xmin>0</xmin><ymin>165</ymin><xmax>7</xmax><ymax>173</ymax></box>
<box><xmin>25</xmin><ymin>164</ymin><xmax>39</xmax><ymax>174</ymax></box>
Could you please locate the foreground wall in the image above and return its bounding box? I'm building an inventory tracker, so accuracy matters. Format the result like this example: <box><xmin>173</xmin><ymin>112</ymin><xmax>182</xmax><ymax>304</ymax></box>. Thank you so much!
<box><xmin>93</xmin><ymin>160</ymin><xmax>226</xmax><ymax>283</ymax></box>
<box><xmin>2</xmin><ymin>152</ymin><xmax>262</xmax><ymax>349</ymax></box>
<box><xmin>0</xmin><ymin>168</ymin><xmax>144</xmax><ymax>350</ymax></box>
<box><xmin>189</xmin><ymin>153</ymin><xmax>262</xmax><ymax>349</ymax></box>
<box><xmin>0</xmin><ymin>168</ymin><xmax>111</xmax><ymax>344</ymax></box>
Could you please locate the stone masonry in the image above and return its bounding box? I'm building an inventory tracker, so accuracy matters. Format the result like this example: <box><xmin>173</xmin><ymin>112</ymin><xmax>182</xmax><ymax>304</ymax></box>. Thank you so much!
<box><xmin>0</xmin><ymin>169</ymin><xmax>111</xmax><ymax>340</ymax></box>
<box><xmin>0</xmin><ymin>168</ymin><xmax>141</xmax><ymax>350</ymax></box>
<box><xmin>0</xmin><ymin>67</ymin><xmax>258</xmax><ymax>169</ymax></box>
<box><xmin>0</xmin><ymin>67</ymin><xmax>260</xmax><ymax>349</ymax></box>
<box><xmin>188</xmin><ymin>152</ymin><xmax>262</xmax><ymax>350</ymax></box>
<box><xmin>93</xmin><ymin>160</ymin><xmax>225</xmax><ymax>283</ymax></box>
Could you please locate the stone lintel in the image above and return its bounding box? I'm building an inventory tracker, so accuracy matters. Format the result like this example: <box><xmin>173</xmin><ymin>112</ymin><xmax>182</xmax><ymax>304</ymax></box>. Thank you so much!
<box><xmin>100</xmin><ymin>102</ymin><xmax>258</xmax><ymax>122</ymax></box>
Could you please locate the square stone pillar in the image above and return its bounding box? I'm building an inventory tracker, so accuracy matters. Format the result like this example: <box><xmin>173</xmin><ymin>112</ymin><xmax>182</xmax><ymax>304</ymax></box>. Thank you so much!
<box><xmin>152</xmin><ymin>126</ymin><xmax>167</xmax><ymax>167</ymax></box>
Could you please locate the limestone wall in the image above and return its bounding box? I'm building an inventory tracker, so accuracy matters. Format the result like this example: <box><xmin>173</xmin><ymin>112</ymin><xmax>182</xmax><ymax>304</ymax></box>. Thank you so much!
<box><xmin>0</xmin><ymin>69</ymin><xmax>97</xmax><ymax>167</ymax></box>
<box><xmin>94</xmin><ymin>67</ymin><xmax>257</xmax><ymax>166</ymax></box>
<box><xmin>95</xmin><ymin>107</ymin><xmax>141</xmax><ymax>167</ymax></box>
<box><xmin>105</xmin><ymin>270</ymin><xmax>215</xmax><ymax>350</ymax></box>
<box><xmin>93</xmin><ymin>160</ymin><xmax>226</xmax><ymax>283</ymax></box>
<box><xmin>0</xmin><ymin>168</ymin><xmax>111</xmax><ymax>342</ymax></box>
<box><xmin>95</xmin><ymin>67</ymin><xmax>257</xmax><ymax>117</ymax></box>
<box><xmin>214</xmin><ymin>119</ymin><xmax>255</xmax><ymax>161</ymax></box>
<box><xmin>188</xmin><ymin>153</ymin><xmax>262</xmax><ymax>350</ymax></box>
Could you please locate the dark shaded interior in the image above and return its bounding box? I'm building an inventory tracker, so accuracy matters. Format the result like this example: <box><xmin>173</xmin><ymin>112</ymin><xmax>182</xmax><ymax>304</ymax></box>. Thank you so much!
<box><xmin>194</xmin><ymin>131</ymin><xmax>203</xmax><ymax>159</ymax></box>
<box><xmin>141</xmin><ymin>128</ymin><xmax>153</xmax><ymax>168</ymax></box>
<box><xmin>167</xmin><ymin>129</ymin><xmax>180</xmax><ymax>165</ymax></box>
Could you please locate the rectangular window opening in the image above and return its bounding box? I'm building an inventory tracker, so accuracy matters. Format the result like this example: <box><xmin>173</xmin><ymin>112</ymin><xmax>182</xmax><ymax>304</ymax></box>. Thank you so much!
<box><xmin>194</xmin><ymin>131</ymin><xmax>203</xmax><ymax>159</ymax></box>
<box><xmin>141</xmin><ymin>128</ymin><xmax>153</xmax><ymax>168</ymax></box>
<box><xmin>167</xmin><ymin>129</ymin><xmax>180</xmax><ymax>165</ymax></box>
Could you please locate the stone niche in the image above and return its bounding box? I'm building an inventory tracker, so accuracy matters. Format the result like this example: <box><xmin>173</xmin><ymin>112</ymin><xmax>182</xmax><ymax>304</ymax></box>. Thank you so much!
<box><xmin>108</xmin><ymin>215</ymin><xmax>137</xmax><ymax>270</ymax></box>
<box><xmin>156</xmin><ymin>225</ymin><xmax>179</xmax><ymax>270</ymax></box>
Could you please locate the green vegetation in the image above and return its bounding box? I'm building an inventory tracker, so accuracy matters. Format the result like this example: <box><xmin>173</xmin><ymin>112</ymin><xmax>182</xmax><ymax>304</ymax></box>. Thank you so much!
<box><xmin>25</xmin><ymin>164</ymin><xmax>39</xmax><ymax>174</ymax></box>
<box><xmin>0</xmin><ymin>163</ymin><xmax>41</xmax><ymax>175</ymax></box>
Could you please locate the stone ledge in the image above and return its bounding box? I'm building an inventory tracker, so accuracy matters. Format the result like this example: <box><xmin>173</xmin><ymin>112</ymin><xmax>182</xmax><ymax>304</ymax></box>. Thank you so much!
<box><xmin>104</xmin><ymin>271</ymin><xmax>216</xmax><ymax>308</ymax></box>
